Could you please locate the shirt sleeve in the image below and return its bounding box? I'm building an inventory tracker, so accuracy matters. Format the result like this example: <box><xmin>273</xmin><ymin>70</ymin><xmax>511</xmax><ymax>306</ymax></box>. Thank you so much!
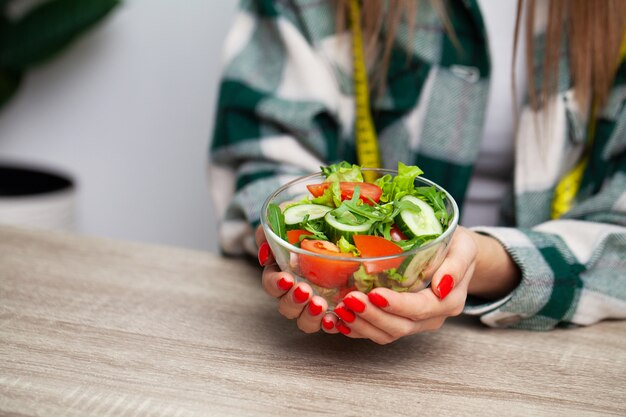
<box><xmin>464</xmin><ymin>155</ymin><xmax>626</xmax><ymax>330</ymax></box>
<box><xmin>209</xmin><ymin>0</ymin><xmax>351</xmax><ymax>256</ymax></box>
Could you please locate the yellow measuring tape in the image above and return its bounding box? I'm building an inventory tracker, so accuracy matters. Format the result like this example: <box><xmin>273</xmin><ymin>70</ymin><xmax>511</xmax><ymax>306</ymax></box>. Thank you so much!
<box><xmin>551</xmin><ymin>33</ymin><xmax>626</xmax><ymax>219</ymax></box>
<box><xmin>349</xmin><ymin>0</ymin><xmax>381</xmax><ymax>181</ymax></box>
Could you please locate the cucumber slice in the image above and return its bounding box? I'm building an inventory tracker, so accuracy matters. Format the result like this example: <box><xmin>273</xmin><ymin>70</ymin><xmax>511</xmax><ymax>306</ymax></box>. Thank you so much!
<box><xmin>396</xmin><ymin>244</ymin><xmax>439</xmax><ymax>288</ymax></box>
<box><xmin>323</xmin><ymin>211</ymin><xmax>373</xmax><ymax>243</ymax></box>
<box><xmin>283</xmin><ymin>204</ymin><xmax>332</xmax><ymax>226</ymax></box>
<box><xmin>395</xmin><ymin>196</ymin><xmax>443</xmax><ymax>238</ymax></box>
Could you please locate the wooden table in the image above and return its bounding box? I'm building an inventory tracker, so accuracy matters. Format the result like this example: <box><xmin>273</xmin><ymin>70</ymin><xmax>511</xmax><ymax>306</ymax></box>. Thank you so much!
<box><xmin>1</xmin><ymin>226</ymin><xmax>625</xmax><ymax>416</ymax></box>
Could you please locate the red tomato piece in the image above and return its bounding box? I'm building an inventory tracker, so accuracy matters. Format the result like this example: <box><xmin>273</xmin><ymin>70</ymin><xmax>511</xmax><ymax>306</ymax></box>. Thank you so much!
<box><xmin>353</xmin><ymin>235</ymin><xmax>404</xmax><ymax>274</ymax></box>
<box><xmin>287</xmin><ymin>229</ymin><xmax>313</xmax><ymax>245</ymax></box>
<box><xmin>306</xmin><ymin>182</ymin><xmax>382</xmax><ymax>205</ymax></box>
<box><xmin>298</xmin><ymin>240</ymin><xmax>359</xmax><ymax>288</ymax></box>
<box><xmin>306</xmin><ymin>183</ymin><xmax>328</xmax><ymax>197</ymax></box>
<box><xmin>390</xmin><ymin>225</ymin><xmax>408</xmax><ymax>241</ymax></box>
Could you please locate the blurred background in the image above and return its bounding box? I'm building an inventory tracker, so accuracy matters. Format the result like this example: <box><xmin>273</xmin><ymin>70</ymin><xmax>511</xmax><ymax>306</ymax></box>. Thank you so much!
<box><xmin>0</xmin><ymin>0</ymin><xmax>238</xmax><ymax>252</ymax></box>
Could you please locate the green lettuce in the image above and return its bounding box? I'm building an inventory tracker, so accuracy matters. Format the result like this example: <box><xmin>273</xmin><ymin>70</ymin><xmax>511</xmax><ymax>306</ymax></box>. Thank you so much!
<box><xmin>311</xmin><ymin>181</ymin><xmax>342</xmax><ymax>207</ymax></box>
<box><xmin>321</xmin><ymin>162</ymin><xmax>363</xmax><ymax>183</ymax></box>
<box><xmin>337</xmin><ymin>236</ymin><xmax>360</xmax><ymax>255</ymax></box>
<box><xmin>375</xmin><ymin>162</ymin><xmax>424</xmax><ymax>203</ymax></box>
<box><xmin>353</xmin><ymin>266</ymin><xmax>381</xmax><ymax>292</ymax></box>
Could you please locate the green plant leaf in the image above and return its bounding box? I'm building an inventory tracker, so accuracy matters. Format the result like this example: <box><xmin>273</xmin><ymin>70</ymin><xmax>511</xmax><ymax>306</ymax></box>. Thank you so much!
<box><xmin>321</xmin><ymin>161</ymin><xmax>363</xmax><ymax>183</ymax></box>
<box><xmin>413</xmin><ymin>186</ymin><xmax>449</xmax><ymax>226</ymax></box>
<box><xmin>337</xmin><ymin>236</ymin><xmax>359</xmax><ymax>255</ymax></box>
<box><xmin>300</xmin><ymin>216</ymin><xmax>329</xmax><ymax>241</ymax></box>
<box><xmin>0</xmin><ymin>0</ymin><xmax>120</xmax><ymax>70</ymax></box>
<box><xmin>267</xmin><ymin>203</ymin><xmax>286</xmax><ymax>241</ymax></box>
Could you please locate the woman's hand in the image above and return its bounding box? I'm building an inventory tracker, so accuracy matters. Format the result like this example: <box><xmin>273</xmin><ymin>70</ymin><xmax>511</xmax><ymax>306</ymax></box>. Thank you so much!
<box><xmin>256</xmin><ymin>226</ymin><xmax>339</xmax><ymax>334</ymax></box>
<box><xmin>331</xmin><ymin>227</ymin><xmax>521</xmax><ymax>344</ymax></box>
<box><xmin>256</xmin><ymin>225</ymin><xmax>520</xmax><ymax>344</ymax></box>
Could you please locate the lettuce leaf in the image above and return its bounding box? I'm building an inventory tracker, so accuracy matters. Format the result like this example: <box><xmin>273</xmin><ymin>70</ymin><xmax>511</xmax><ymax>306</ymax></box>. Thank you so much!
<box><xmin>337</xmin><ymin>236</ymin><xmax>360</xmax><ymax>255</ymax></box>
<box><xmin>321</xmin><ymin>162</ymin><xmax>363</xmax><ymax>183</ymax></box>
<box><xmin>311</xmin><ymin>181</ymin><xmax>342</xmax><ymax>207</ymax></box>
<box><xmin>384</xmin><ymin>268</ymin><xmax>408</xmax><ymax>283</ymax></box>
<box><xmin>376</xmin><ymin>162</ymin><xmax>424</xmax><ymax>203</ymax></box>
<box><xmin>353</xmin><ymin>265</ymin><xmax>380</xmax><ymax>292</ymax></box>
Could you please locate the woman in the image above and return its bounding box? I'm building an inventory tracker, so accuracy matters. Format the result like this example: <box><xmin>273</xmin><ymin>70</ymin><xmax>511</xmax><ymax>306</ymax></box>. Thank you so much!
<box><xmin>209</xmin><ymin>0</ymin><xmax>626</xmax><ymax>343</ymax></box>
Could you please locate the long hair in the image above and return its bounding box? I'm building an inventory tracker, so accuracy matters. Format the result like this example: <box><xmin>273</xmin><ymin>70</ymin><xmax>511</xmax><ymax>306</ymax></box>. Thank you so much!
<box><xmin>335</xmin><ymin>0</ymin><xmax>454</xmax><ymax>95</ymax></box>
<box><xmin>521</xmin><ymin>0</ymin><xmax>626</xmax><ymax>115</ymax></box>
<box><xmin>337</xmin><ymin>0</ymin><xmax>626</xmax><ymax>114</ymax></box>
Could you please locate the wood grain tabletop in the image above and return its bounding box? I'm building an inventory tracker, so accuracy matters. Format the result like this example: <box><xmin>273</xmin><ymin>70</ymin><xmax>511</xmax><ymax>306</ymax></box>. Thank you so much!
<box><xmin>1</xmin><ymin>225</ymin><xmax>625</xmax><ymax>417</ymax></box>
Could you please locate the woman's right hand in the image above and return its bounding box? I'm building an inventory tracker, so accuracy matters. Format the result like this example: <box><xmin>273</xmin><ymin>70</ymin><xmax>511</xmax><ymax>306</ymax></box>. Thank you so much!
<box><xmin>256</xmin><ymin>226</ymin><xmax>339</xmax><ymax>334</ymax></box>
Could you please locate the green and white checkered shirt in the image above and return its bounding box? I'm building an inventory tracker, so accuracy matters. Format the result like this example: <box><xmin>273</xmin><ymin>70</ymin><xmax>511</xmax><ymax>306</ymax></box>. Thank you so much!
<box><xmin>209</xmin><ymin>0</ymin><xmax>626</xmax><ymax>330</ymax></box>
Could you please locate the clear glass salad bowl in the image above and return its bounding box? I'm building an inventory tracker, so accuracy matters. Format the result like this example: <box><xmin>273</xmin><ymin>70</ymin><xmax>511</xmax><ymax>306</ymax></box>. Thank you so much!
<box><xmin>260</xmin><ymin>168</ymin><xmax>459</xmax><ymax>309</ymax></box>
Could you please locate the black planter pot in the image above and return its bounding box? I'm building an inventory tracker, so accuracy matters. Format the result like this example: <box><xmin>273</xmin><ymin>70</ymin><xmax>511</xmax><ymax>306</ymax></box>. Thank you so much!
<box><xmin>0</xmin><ymin>162</ymin><xmax>76</xmax><ymax>230</ymax></box>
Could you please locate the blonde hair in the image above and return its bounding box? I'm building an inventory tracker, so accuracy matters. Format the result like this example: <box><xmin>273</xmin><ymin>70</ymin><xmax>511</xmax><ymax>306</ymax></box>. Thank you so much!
<box><xmin>338</xmin><ymin>0</ymin><xmax>626</xmax><ymax>112</ymax></box>
<box><xmin>335</xmin><ymin>0</ymin><xmax>454</xmax><ymax>95</ymax></box>
<box><xmin>520</xmin><ymin>0</ymin><xmax>626</xmax><ymax>114</ymax></box>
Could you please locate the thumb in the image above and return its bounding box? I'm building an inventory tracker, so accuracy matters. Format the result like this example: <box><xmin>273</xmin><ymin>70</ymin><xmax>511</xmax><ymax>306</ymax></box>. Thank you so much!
<box><xmin>430</xmin><ymin>228</ymin><xmax>477</xmax><ymax>299</ymax></box>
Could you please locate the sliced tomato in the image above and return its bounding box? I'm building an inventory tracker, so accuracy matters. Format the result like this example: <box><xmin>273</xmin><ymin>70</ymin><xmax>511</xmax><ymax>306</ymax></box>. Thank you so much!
<box><xmin>306</xmin><ymin>183</ymin><xmax>329</xmax><ymax>197</ymax></box>
<box><xmin>298</xmin><ymin>240</ymin><xmax>359</xmax><ymax>288</ymax></box>
<box><xmin>390</xmin><ymin>224</ymin><xmax>408</xmax><ymax>241</ymax></box>
<box><xmin>338</xmin><ymin>182</ymin><xmax>382</xmax><ymax>205</ymax></box>
<box><xmin>306</xmin><ymin>182</ymin><xmax>382</xmax><ymax>205</ymax></box>
<box><xmin>287</xmin><ymin>229</ymin><xmax>313</xmax><ymax>245</ymax></box>
<box><xmin>353</xmin><ymin>235</ymin><xmax>404</xmax><ymax>274</ymax></box>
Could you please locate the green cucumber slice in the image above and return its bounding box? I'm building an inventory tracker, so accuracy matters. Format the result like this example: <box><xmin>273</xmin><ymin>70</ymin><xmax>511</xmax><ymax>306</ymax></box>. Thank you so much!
<box><xmin>323</xmin><ymin>211</ymin><xmax>373</xmax><ymax>243</ymax></box>
<box><xmin>397</xmin><ymin>244</ymin><xmax>439</xmax><ymax>288</ymax></box>
<box><xmin>283</xmin><ymin>204</ymin><xmax>332</xmax><ymax>226</ymax></box>
<box><xmin>395</xmin><ymin>195</ymin><xmax>443</xmax><ymax>238</ymax></box>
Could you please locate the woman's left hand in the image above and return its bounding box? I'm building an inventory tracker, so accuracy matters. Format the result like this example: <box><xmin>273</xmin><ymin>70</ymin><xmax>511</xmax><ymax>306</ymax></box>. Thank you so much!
<box><xmin>331</xmin><ymin>227</ymin><xmax>479</xmax><ymax>344</ymax></box>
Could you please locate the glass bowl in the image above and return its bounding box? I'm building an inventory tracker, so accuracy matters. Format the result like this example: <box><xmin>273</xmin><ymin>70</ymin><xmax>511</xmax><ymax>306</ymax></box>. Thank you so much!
<box><xmin>260</xmin><ymin>168</ymin><xmax>459</xmax><ymax>309</ymax></box>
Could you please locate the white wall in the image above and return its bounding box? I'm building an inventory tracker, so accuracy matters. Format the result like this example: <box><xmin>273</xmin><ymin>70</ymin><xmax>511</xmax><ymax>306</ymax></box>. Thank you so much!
<box><xmin>0</xmin><ymin>1</ymin><xmax>238</xmax><ymax>252</ymax></box>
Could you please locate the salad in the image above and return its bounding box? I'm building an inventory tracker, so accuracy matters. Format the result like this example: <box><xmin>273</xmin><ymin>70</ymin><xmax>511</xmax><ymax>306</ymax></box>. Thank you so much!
<box><xmin>266</xmin><ymin>161</ymin><xmax>452</xmax><ymax>296</ymax></box>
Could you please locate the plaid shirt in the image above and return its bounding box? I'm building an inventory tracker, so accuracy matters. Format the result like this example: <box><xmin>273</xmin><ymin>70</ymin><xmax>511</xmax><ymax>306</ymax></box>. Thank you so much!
<box><xmin>209</xmin><ymin>0</ymin><xmax>626</xmax><ymax>330</ymax></box>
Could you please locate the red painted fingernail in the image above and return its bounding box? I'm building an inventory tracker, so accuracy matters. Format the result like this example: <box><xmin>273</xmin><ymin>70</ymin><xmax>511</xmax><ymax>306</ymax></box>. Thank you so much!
<box><xmin>334</xmin><ymin>306</ymin><xmax>355</xmax><ymax>323</ymax></box>
<box><xmin>322</xmin><ymin>317</ymin><xmax>334</xmax><ymax>330</ymax></box>
<box><xmin>343</xmin><ymin>296</ymin><xmax>365</xmax><ymax>313</ymax></box>
<box><xmin>367</xmin><ymin>292</ymin><xmax>388</xmax><ymax>308</ymax></box>
<box><xmin>293</xmin><ymin>287</ymin><xmax>309</xmax><ymax>303</ymax></box>
<box><xmin>437</xmin><ymin>274</ymin><xmax>454</xmax><ymax>300</ymax></box>
<box><xmin>258</xmin><ymin>242</ymin><xmax>271</xmax><ymax>266</ymax></box>
<box><xmin>277</xmin><ymin>277</ymin><xmax>293</xmax><ymax>291</ymax></box>
<box><xmin>336</xmin><ymin>322</ymin><xmax>351</xmax><ymax>335</ymax></box>
<box><xmin>308</xmin><ymin>300</ymin><xmax>323</xmax><ymax>316</ymax></box>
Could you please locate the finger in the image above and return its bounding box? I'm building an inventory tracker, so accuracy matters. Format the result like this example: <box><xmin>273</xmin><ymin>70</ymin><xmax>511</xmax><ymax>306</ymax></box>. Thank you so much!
<box><xmin>363</xmin><ymin>287</ymin><xmax>463</xmax><ymax>322</ymax></box>
<box><xmin>337</xmin><ymin>314</ymin><xmax>397</xmax><ymax>345</ymax></box>
<box><xmin>430</xmin><ymin>227</ymin><xmax>477</xmax><ymax>299</ymax></box>
<box><xmin>342</xmin><ymin>292</ymin><xmax>416</xmax><ymax>341</ymax></box>
<box><xmin>296</xmin><ymin>296</ymin><xmax>327</xmax><ymax>334</ymax></box>
<box><xmin>334</xmin><ymin>319</ymin><xmax>366</xmax><ymax>340</ymax></box>
<box><xmin>343</xmin><ymin>292</ymin><xmax>453</xmax><ymax>338</ymax></box>
<box><xmin>256</xmin><ymin>225</ymin><xmax>275</xmax><ymax>267</ymax></box>
<box><xmin>320</xmin><ymin>313</ymin><xmax>339</xmax><ymax>334</ymax></box>
<box><xmin>257</xmin><ymin>241</ymin><xmax>275</xmax><ymax>267</ymax></box>
<box><xmin>255</xmin><ymin>225</ymin><xmax>266</xmax><ymax>247</ymax></box>
<box><xmin>278</xmin><ymin>282</ymin><xmax>312</xmax><ymax>320</ymax></box>
<box><xmin>262</xmin><ymin>263</ymin><xmax>294</xmax><ymax>298</ymax></box>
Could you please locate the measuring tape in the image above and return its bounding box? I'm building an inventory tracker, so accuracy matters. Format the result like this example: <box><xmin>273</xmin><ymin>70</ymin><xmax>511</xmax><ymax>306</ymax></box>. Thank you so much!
<box><xmin>551</xmin><ymin>31</ymin><xmax>626</xmax><ymax>219</ymax></box>
<box><xmin>349</xmin><ymin>0</ymin><xmax>381</xmax><ymax>181</ymax></box>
